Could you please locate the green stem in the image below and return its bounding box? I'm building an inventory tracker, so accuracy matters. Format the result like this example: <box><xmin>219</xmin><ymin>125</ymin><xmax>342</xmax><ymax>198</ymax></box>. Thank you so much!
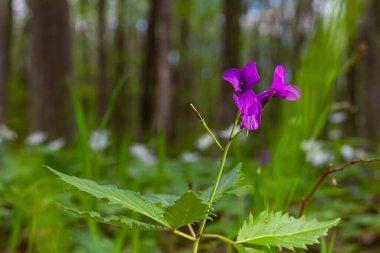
<box><xmin>201</xmin><ymin>234</ymin><xmax>235</xmax><ymax>246</ymax></box>
<box><xmin>229</xmin><ymin>112</ymin><xmax>241</xmax><ymax>139</ymax></box>
<box><xmin>190</xmin><ymin>103</ymin><xmax>224</xmax><ymax>151</ymax></box>
<box><xmin>196</xmin><ymin>140</ymin><xmax>232</xmax><ymax>238</ymax></box>
<box><xmin>192</xmin><ymin>111</ymin><xmax>241</xmax><ymax>252</ymax></box>
<box><xmin>208</xmin><ymin>141</ymin><xmax>232</xmax><ymax>206</ymax></box>
<box><xmin>231</xmin><ymin>129</ymin><xmax>243</xmax><ymax>142</ymax></box>
<box><xmin>192</xmin><ymin>238</ymin><xmax>200</xmax><ymax>253</ymax></box>
<box><xmin>201</xmin><ymin>119</ymin><xmax>224</xmax><ymax>151</ymax></box>
<box><xmin>187</xmin><ymin>224</ymin><xmax>196</xmax><ymax>238</ymax></box>
<box><xmin>173</xmin><ymin>229</ymin><xmax>196</xmax><ymax>241</ymax></box>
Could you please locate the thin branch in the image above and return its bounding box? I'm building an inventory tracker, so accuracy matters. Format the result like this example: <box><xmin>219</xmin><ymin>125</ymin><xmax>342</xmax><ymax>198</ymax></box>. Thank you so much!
<box><xmin>299</xmin><ymin>158</ymin><xmax>380</xmax><ymax>217</ymax></box>
<box><xmin>190</xmin><ymin>103</ymin><xmax>224</xmax><ymax>151</ymax></box>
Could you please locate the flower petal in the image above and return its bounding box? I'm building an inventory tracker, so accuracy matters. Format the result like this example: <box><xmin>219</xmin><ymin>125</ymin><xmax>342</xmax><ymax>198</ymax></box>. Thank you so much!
<box><xmin>233</xmin><ymin>90</ymin><xmax>255</xmax><ymax>114</ymax></box>
<box><xmin>257</xmin><ymin>89</ymin><xmax>275</xmax><ymax>106</ymax></box>
<box><xmin>272</xmin><ymin>65</ymin><xmax>286</xmax><ymax>89</ymax></box>
<box><xmin>241</xmin><ymin>103</ymin><xmax>262</xmax><ymax>131</ymax></box>
<box><xmin>281</xmin><ymin>84</ymin><xmax>301</xmax><ymax>101</ymax></box>
<box><xmin>242</xmin><ymin>62</ymin><xmax>260</xmax><ymax>90</ymax></box>
<box><xmin>233</xmin><ymin>90</ymin><xmax>262</xmax><ymax>131</ymax></box>
<box><xmin>223</xmin><ymin>68</ymin><xmax>242</xmax><ymax>92</ymax></box>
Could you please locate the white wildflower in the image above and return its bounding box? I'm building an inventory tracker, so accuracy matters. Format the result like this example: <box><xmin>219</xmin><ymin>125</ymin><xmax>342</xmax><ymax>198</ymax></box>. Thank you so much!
<box><xmin>195</xmin><ymin>133</ymin><xmax>213</xmax><ymax>150</ymax></box>
<box><xmin>219</xmin><ymin>125</ymin><xmax>239</xmax><ymax>139</ymax></box>
<box><xmin>340</xmin><ymin>144</ymin><xmax>355</xmax><ymax>161</ymax></box>
<box><xmin>301</xmin><ymin>139</ymin><xmax>322</xmax><ymax>152</ymax></box>
<box><xmin>340</xmin><ymin>145</ymin><xmax>366</xmax><ymax>161</ymax></box>
<box><xmin>25</xmin><ymin>131</ymin><xmax>47</xmax><ymax>145</ymax></box>
<box><xmin>129</xmin><ymin>143</ymin><xmax>156</xmax><ymax>165</ymax></box>
<box><xmin>328</xmin><ymin>111</ymin><xmax>348</xmax><ymax>124</ymax></box>
<box><xmin>46</xmin><ymin>138</ymin><xmax>65</xmax><ymax>151</ymax></box>
<box><xmin>180</xmin><ymin>151</ymin><xmax>199</xmax><ymax>163</ymax></box>
<box><xmin>89</xmin><ymin>130</ymin><xmax>109</xmax><ymax>151</ymax></box>
<box><xmin>301</xmin><ymin>139</ymin><xmax>332</xmax><ymax>167</ymax></box>
<box><xmin>0</xmin><ymin>124</ymin><xmax>17</xmax><ymax>141</ymax></box>
<box><xmin>306</xmin><ymin>149</ymin><xmax>332</xmax><ymax>167</ymax></box>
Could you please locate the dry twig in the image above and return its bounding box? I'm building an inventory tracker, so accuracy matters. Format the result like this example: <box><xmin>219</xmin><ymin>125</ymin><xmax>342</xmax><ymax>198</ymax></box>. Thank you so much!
<box><xmin>299</xmin><ymin>158</ymin><xmax>380</xmax><ymax>217</ymax></box>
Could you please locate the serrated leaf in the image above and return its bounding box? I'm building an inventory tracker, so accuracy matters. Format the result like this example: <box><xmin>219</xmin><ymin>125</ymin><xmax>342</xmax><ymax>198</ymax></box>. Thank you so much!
<box><xmin>235</xmin><ymin>244</ymin><xmax>268</xmax><ymax>253</ymax></box>
<box><xmin>144</xmin><ymin>193</ymin><xmax>179</xmax><ymax>207</ymax></box>
<box><xmin>164</xmin><ymin>191</ymin><xmax>210</xmax><ymax>229</ymax></box>
<box><xmin>200</xmin><ymin>163</ymin><xmax>245</xmax><ymax>202</ymax></box>
<box><xmin>47</xmin><ymin>167</ymin><xmax>171</xmax><ymax>227</ymax></box>
<box><xmin>235</xmin><ymin>244</ymin><xmax>279</xmax><ymax>253</ymax></box>
<box><xmin>58</xmin><ymin>203</ymin><xmax>169</xmax><ymax>230</ymax></box>
<box><xmin>236</xmin><ymin>211</ymin><xmax>340</xmax><ymax>251</ymax></box>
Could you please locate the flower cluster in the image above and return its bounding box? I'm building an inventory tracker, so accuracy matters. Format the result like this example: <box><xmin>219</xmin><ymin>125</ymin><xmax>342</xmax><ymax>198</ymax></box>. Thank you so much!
<box><xmin>223</xmin><ymin>62</ymin><xmax>301</xmax><ymax>130</ymax></box>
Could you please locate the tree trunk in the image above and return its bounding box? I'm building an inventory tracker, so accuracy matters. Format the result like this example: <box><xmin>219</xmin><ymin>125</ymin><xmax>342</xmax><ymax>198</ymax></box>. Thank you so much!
<box><xmin>79</xmin><ymin>0</ymin><xmax>91</xmax><ymax>84</ymax></box>
<box><xmin>0</xmin><ymin>0</ymin><xmax>13</xmax><ymax>124</ymax></box>
<box><xmin>97</xmin><ymin>0</ymin><xmax>108</xmax><ymax>118</ymax></box>
<box><xmin>28</xmin><ymin>0</ymin><xmax>72</xmax><ymax>137</ymax></box>
<box><xmin>112</xmin><ymin>0</ymin><xmax>128</xmax><ymax>135</ymax></box>
<box><xmin>172</xmin><ymin>4</ymin><xmax>192</xmax><ymax>141</ymax></box>
<box><xmin>154</xmin><ymin>0</ymin><xmax>172</xmax><ymax>132</ymax></box>
<box><xmin>220</xmin><ymin>0</ymin><xmax>241</xmax><ymax>123</ymax></box>
<box><xmin>356</xmin><ymin>0</ymin><xmax>380</xmax><ymax>139</ymax></box>
<box><xmin>140</xmin><ymin>0</ymin><xmax>160</xmax><ymax>136</ymax></box>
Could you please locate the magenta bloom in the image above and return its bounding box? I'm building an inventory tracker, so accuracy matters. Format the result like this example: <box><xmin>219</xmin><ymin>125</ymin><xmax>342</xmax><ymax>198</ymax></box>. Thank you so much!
<box><xmin>223</xmin><ymin>63</ymin><xmax>301</xmax><ymax>131</ymax></box>
<box><xmin>257</xmin><ymin>65</ymin><xmax>301</xmax><ymax>106</ymax></box>
<box><xmin>223</xmin><ymin>62</ymin><xmax>262</xmax><ymax>130</ymax></box>
<box><xmin>222</xmin><ymin>62</ymin><xmax>260</xmax><ymax>93</ymax></box>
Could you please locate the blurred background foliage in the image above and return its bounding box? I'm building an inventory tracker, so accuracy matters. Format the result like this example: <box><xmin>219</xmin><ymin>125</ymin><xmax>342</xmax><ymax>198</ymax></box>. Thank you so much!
<box><xmin>1</xmin><ymin>0</ymin><xmax>380</xmax><ymax>252</ymax></box>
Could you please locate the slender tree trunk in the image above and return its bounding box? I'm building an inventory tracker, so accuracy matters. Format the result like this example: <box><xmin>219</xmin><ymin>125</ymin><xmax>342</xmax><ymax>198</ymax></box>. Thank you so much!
<box><xmin>154</xmin><ymin>0</ymin><xmax>172</xmax><ymax>132</ymax></box>
<box><xmin>356</xmin><ymin>0</ymin><xmax>380</xmax><ymax>139</ymax></box>
<box><xmin>220</xmin><ymin>0</ymin><xmax>241</xmax><ymax>123</ymax></box>
<box><xmin>113</xmin><ymin>0</ymin><xmax>128</xmax><ymax>135</ymax></box>
<box><xmin>97</xmin><ymin>0</ymin><xmax>108</xmax><ymax>118</ymax></box>
<box><xmin>172</xmin><ymin>5</ymin><xmax>192</xmax><ymax>141</ymax></box>
<box><xmin>292</xmin><ymin>0</ymin><xmax>313</xmax><ymax>67</ymax></box>
<box><xmin>0</xmin><ymin>0</ymin><xmax>13</xmax><ymax>124</ymax></box>
<box><xmin>140</xmin><ymin>0</ymin><xmax>160</xmax><ymax>136</ymax></box>
<box><xmin>28</xmin><ymin>0</ymin><xmax>72</xmax><ymax>137</ymax></box>
<box><xmin>79</xmin><ymin>0</ymin><xmax>91</xmax><ymax>84</ymax></box>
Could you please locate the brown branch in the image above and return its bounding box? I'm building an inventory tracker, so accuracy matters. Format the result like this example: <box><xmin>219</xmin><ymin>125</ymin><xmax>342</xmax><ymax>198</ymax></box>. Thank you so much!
<box><xmin>299</xmin><ymin>158</ymin><xmax>380</xmax><ymax>217</ymax></box>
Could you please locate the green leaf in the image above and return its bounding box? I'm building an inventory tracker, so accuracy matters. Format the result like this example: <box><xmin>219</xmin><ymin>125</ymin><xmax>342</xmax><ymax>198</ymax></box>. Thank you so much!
<box><xmin>236</xmin><ymin>211</ymin><xmax>340</xmax><ymax>251</ymax></box>
<box><xmin>144</xmin><ymin>193</ymin><xmax>179</xmax><ymax>207</ymax></box>
<box><xmin>58</xmin><ymin>203</ymin><xmax>169</xmax><ymax>230</ymax></box>
<box><xmin>47</xmin><ymin>167</ymin><xmax>171</xmax><ymax>227</ymax></box>
<box><xmin>235</xmin><ymin>244</ymin><xmax>269</xmax><ymax>253</ymax></box>
<box><xmin>200</xmin><ymin>163</ymin><xmax>245</xmax><ymax>202</ymax></box>
<box><xmin>164</xmin><ymin>191</ymin><xmax>210</xmax><ymax>229</ymax></box>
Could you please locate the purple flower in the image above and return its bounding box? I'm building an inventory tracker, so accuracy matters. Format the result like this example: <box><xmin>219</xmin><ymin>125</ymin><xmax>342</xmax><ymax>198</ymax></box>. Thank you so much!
<box><xmin>259</xmin><ymin>151</ymin><xmax>271</xmax><ymax>166</ymax></box>
<box><xmin>233</xmin><ymin>90</ymin><xmax>262</xmax><ymax>130</ymax></box>
<box><xmin>223</xmin><ymin>63</ymin><xmax>301</xmax><ymax>131</ymax></box>
<box><xmin>257</xmin><ymin>65</ymin><xmax>301</xmax><ymax>106</ymax></box>
<box><xmin>223</xmin><ymin>62</ymin><xmax>262</xmax><ymax>131</ymax></box>
<box><xmin>223</xmin><ymin>62</ymin><xmax>260</xmax><ymax>93</ymax></box>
